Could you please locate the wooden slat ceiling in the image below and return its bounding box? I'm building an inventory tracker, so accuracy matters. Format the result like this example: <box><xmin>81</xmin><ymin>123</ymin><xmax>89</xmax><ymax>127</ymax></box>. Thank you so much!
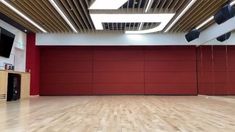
<box><xmin>0</xmin><ymin>0</ymin><xmax>228</xmax><ymax>33</ymax></box>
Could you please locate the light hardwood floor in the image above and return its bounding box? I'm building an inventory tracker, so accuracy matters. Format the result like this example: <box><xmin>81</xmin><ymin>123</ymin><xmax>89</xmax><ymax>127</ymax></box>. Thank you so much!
<box><xmin>0</xmin><ymin>96</ymin><xmax>235</xmax><ymax>132</ymax></box>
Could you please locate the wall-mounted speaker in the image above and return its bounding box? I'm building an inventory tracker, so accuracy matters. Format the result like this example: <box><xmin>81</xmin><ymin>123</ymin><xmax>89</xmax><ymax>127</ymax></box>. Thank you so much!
<box><xmin>216</xmin><ymin>32</ymin><xmax>231</xmax><ymax>42</ymax></box>
<box><xmin>214</xmin><ymin>4</ymin><xmax>235</xmax><ymax>24</ymax></box>
<box><xmin>185</xmin><ymin>29</ymin><xmax>200</xmax><ymax>42</ymax></box>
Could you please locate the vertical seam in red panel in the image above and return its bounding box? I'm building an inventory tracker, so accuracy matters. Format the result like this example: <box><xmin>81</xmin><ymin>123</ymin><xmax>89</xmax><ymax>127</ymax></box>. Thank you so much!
<box><xmin>92</xmin><ymin>47</ymin><xmax>94</xmax><ymax>95</ymax></box>
<box><xmin>195</xmin><ymin>46</ymin><xmax>199</xmax><ymax>95</ymax></box>
<box><xmin>225</xmin><ymin>46</ymin><xmax>229</xmax><ymax>95</ymax></box>
<box><xmin>200</xmin><ymin>46</ymin><xmax>203</xmax><ymax>95</ymax></box>
<box><xmin>211</xmin><ymin>45</ymin><xmax>214</xmax><ymax>95</ymax></box>
<box><xmin>26</xmin><ymin>33</ymin><xmax>40</xmax><ymax>95</ymax></box>
<box><xmin>143</xmin><ymin>47</ymin><xmax>146</xmax><ymax>95</ymax></box>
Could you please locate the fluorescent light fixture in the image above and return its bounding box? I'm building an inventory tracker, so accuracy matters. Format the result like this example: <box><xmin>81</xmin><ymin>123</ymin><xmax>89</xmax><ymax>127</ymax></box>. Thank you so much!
<box><xmin>196</xmin><ymin>16</ymin><xmax>214</xmax><ymax>30</ymax></box>
<box><xmin>164</xmin><ymin>0</ymin><xmax>196</xmax><ymax>32</ymax></box>
<box><xmin>230</xmin><ymin>1</ymin><xmax>235</xmax><ymax>6</ymax></box>
<box><xmin>90</xmin><ymin>13</ymin><xmax>175</xmax><ymax>34</ymax></box>
<box><xmin>0</xmin><ymin>0</ymin><xmax>47</xmax><ymax>33</ymax></box>
<box><xmin>89</xmin><ymin>0</ymin><xmax>128</xmax><ymax>10</ymax></box>
<box><xmin>145</xmin><ymin>0</ymin><xmax>153</xmax><ymax>13</ymax></box>
<box><xmin>49</xmin><ymin>0</ymin><xmax>78</xmax><ymax>33</ymax></box>
<box><xmin>138</xmin><ymin>23</ymin><xmax>143</xmax><ymax>30</ymax></box>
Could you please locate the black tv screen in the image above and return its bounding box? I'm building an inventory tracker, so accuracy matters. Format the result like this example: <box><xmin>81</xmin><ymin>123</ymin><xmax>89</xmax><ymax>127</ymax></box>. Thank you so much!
<box><xmin>0</xmin><ymin>27</ymin><xmax>15</xmax><ymax>58</ymax></box>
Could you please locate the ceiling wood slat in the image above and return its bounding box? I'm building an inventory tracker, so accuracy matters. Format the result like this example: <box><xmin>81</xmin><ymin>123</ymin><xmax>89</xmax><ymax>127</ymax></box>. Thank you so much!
<box><xmin>172</xmin><ymin>0</ymin><xmax>207</xmax><ymax>32</ymax></box>
<box><xmin>60</xmin><ymin>0</ymin><xmax>83</xmax><ymax>32</ymax></box>
<box><xmin>34</xmin><ymin>0</ymin><xmax>65</xmax><ymax>33</ymax></box>
<box><xmin>172</xmin><ymin>0</ymin><xmax>227</xmax><ymax>32</ymax></box>
<box><xmin>153</xmin><ymin>0</ymin><xmax>161</xmax><ymax>12</ymax></box>
<box><xmin>174</xmin><ymin>0</ymin><xmax>186</xmax><ymax>12</ymax></box>
<box><xmin>169</xmin><ymin>0</ymin><xmax>179</xmax><ymax>12</ymax></box>
<box><xmin>25</xmin><ymin>0</ymin><xmax>58</xmax><ymax>32</ymax></box>
<box><xmin>0</xmin><ymin>4</ymin><xmax>40</xmax><ymax>32</ymax></box>
<box><xmin>183</xmin><ymin>0</ymin><xmax>227</xmax><ymax>32</ymax></box>
<box><xmin>159</xmin><ymin>0</ymin><xmax>167</xmax><ymax>11</ymax></box>
<box><xmin>0</xmin><ymin>0</ymin><xmax>229</xmax><ymax>33</ymax></box>
<box><xmin>68</xmin><ymin>0</ymin><xmax>90</xmax><ymax>30</ymax></box>
<box><xmin>41</xmin><ymin>0</ymin><xmax>73</xmax><ymax>32</ymax></box>
<box><xmin>11</xmin><ymin>0</ymin><xmax>53</xmax><ymax>32</ymax></box>
<box><xmin>32</xmin><ymin>0</ymin><xmax>64</xmax><ymax>33</ymax></box>
<box><xmin>15</xmin><ymin>0</ymin><xmax>56</xmax><ymax>32</ymax></box>
<box><xmin>66</xmin><ymin>0</ymin><xmax>87</xmax><ymax>31</ymax></box>
<box><xmin>165</xmin><ymin>0</ymin><xmax>173</xmax><ymax>9</ymax></box>
<box><xmin>77</xmin><ymin>0</ymin><xmax>95</xmax><ymax>30</ymax></box>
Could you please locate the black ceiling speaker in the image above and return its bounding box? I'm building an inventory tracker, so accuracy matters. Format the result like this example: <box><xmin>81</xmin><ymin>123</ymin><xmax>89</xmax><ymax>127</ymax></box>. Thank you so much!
<box><xmin>185</xmin><ymin>29</ymin><xmax>200</xmax><ymax>42</ymax></box>
<box><xmin>214</xmin><ymin>4</ymin><xmax>235</xmax><ymax>24</ymax></box>
<box><xmin>216</xmin><ymin>32</ymin><xmax>231</xmax><ymax>42</ymax></box>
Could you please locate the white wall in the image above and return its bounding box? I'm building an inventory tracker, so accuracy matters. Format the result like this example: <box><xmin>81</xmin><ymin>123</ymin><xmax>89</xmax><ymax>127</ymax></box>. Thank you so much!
<box><xmin>36</xmin><ymin>33</ymin><xmax>197</xmax><ymax>46</ymax></box>
<box><xmin>0</xmin><ymin>19</ymin><xmax>26</xmax><ymax>72</ymax></box>
<box><xmin>36</xmin><ymin>32</ymin><xmax>235</xmax><ymax>46</ymax></box>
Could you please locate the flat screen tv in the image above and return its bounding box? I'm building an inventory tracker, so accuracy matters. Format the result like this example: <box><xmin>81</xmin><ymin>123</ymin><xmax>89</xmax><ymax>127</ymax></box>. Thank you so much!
<box><xmin>0</xmin><ymin>27</ymin><xmax>15</xmax><ymax>58</ymax></box>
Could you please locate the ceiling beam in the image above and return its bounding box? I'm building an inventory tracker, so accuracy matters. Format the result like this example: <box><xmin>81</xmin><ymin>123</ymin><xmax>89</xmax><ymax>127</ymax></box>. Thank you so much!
<box><xmin>193</xmin><ymin>16</ymin><xmax>235</xmax><ymax>45</ymax></box>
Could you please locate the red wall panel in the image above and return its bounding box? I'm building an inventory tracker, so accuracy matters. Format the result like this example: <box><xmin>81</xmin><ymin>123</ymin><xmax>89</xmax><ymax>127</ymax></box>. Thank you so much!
<box><xmin>92</xmin><ymin>47</ymin><xmax>145</xmax><ymax>94</ymax></box>
<box><xmin>145</xmin><ymin>61</ymin><xmax>195</xmax><ymax>72</ymax></box>
<box><xmin>145</xmin><ymin>72</ymin><xmax>196</xmax><ymax>83</ymax></box>
<box><xmin>93</xmin><ymin>83</ymin><xmax>145</xmax><ymax>94</ymax></box>
<box><xmin>145</xmin><ymin>83</ymin><xmax>196</xmax><ymax>95</ymax></box>
<box><xmin>197</xmin><ymin>46</ymin><xmax>235</xmax><ymax>95</ymax></box>
<box><xmin>94</xmin><ymin>61</ymin><xmax>144</xmax><ymax>72</ymax></box>
<box><xmin>40</xmin><ymin>47</ymin><xmax>93</xmax><ymax>95</ymax></box>
<box><xmin>144</xmin><ymin>47</ymin><xmax>195</xmax><ymax>61</ymax></box>
<box><xmin>40</xmin><ymin>46</ymin><xmax>197</xmax><ymax>95</ymax></box>
<box><xmin>144</xmin><ymin>46</ymin><xmax>197</xmax><ymax>95</ymax></box>
<box><xmin>26</xmin><ymin>33</ymin><xmax>40</xmax><ymax>95</ymax></box>
<box><xmin>41</xmin><ymin>83</ymin><xmax>93</xmax><ymax>95</ymax></box>
<box><xmin>94</xmin><ymin>47</ymin><xmax>144</xmax><ymax>61</ymax></box>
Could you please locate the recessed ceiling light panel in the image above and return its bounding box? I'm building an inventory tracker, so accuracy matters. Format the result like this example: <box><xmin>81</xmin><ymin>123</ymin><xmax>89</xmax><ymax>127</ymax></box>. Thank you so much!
<box><xmin>89</xmin><ymin>0</ymin><xmax>129</xmax><ymax>10</ymax></box>
<box><xmin>90</xmin><ymin>13</ymin><xmax>175</xmax><ymax>34</ymax></box>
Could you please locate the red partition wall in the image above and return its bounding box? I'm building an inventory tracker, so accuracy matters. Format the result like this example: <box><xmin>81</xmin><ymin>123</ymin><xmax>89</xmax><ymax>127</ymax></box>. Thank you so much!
<box><xmin>145</xmin><ymin>47</ymin><xmax>197</xmax><ymax>95</ymax></box>
<box><xmin>26</xmin><ymin>33</ymin><xmax>40</xmax><ymax>95</ymax></box>
<box><xmin>40</xmin><ymin>46</ymin><xmax>197</xmax><ymax>95</ymax></box>
<box><xmin>40</xmin><ymin>47</ymin><xmax>93</xmax><ymax>95</ymax></box>
<box><xmin>93</xmin><ymin>47</ymin><xmax>145</xmax><ymax>94</ymax></box>
<box><xmin>197</xmin><ymin>46</ymin><xmax>235</xmax><ymax>95</ymax></box>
